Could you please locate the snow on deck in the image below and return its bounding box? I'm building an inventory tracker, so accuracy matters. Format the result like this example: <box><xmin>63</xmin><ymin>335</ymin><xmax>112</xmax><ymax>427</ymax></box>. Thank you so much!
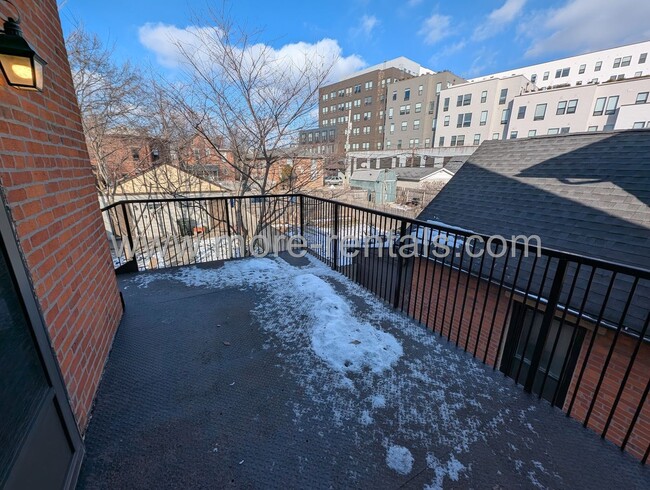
<box><xmin>81</xmin><ymin>255</ymin><xmax>649</xmax><ymax>489</ymax></box>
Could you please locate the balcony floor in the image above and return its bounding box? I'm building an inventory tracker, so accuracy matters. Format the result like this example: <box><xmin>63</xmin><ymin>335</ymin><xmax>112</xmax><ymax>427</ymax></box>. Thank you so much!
<box><xmin>78</xmin><ymin>255</ymin><xmax>648</xmax><ymax>489</ymax></box>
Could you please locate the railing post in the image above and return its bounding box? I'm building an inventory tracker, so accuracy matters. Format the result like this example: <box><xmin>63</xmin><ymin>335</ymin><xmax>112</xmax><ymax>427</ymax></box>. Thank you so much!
<box><xmin>392</xmin><ymin>220</ymin><xmax>407</xmax><ymax>309</ymax></box>
<box><xmin>332</xmin><ymin>201</ymin><xmax>339</xmax><ymax>271</ymax></box>
<box><xmin>224</xmin><ymin>198</ymin><xmax>231</xmax><ymax>238</ymax></box>
<box><xmin>121</xmin><ymin>202</ymin><xmax>134</xmax><ymax>260</ymax></box>
<box><xmin>299</xmin><ymin>194</ymin><xmax>304</xmax><ymax>237</ymax></box>
<box><xmin>523</xmin><ymin>258</ymin><xmax>568</xmax><ymax>393</ymax></box>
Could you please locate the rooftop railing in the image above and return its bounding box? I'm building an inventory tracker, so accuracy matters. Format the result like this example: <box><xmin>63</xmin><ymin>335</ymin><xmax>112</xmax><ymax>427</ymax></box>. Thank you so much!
<box><xmin>101</xmin><ymin>194</ymin><xmax>650</xmax><ymax>463</ymax></box>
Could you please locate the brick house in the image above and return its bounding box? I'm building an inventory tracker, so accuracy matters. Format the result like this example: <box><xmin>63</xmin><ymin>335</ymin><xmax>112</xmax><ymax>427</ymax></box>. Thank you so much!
<box><xmin>409</xmin><ymin>131</ymin><xmax>650</xmax><ymax>460</ymax></box>
<box><xmin>0</xmin><ymin>0</ymin><xmax>123</xmax><ymax>486</ymax></box>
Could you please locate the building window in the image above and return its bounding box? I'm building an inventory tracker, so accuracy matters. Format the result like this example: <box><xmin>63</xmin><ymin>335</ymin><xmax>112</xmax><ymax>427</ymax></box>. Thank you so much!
<box><xmin>555</xmin><ymin>67</ymin><xmax>570</xmax><ymax>78</ymax></box>
<box><xmin>415</xmin><ymin>102</ymin><xmax>422</xmax><ymax>113</ymax></box>
<box><xmin>404</xmin><ymin>88</ymin><xmax>410</xmax><ymax>101</ymax></box>
<box><xmin>457</xmin><ymin>113</ymin><xmax>472</xmax><ymax>128</ymax></box>
<box><xmin>613</xmin><ymin>58</ymin><xmax>621</xmax><ymax>68</ymax></box>
<box><xmin>501</xmin><ymin>109</ymin><xmax>510</xmax><ymax>124</ymax></box>
<box><xmin>543</xmin><ymin>71</ymin><xmax>549</xmax><ymax>81</ymax></box>
<box><xmin>481</xmin><ymin>90</ymin><xmax>487</xmax><ymax>103</ymax></box>
<box><xmin>528</xmin><ymin>130</ymin><xmax>537</xmax><ymax>137</ymax></box>
<box><xmin>388</xmin><ymin>107</ymin><xmax>393</xmax><ymax>119</ymax></box>
<box><xmin>531</xmin><ymin>74</ymin><xmax>537</xmax><ymax>83</ymax></box>
<box><xmin>556</xmin><ymin>101</ymin><xmax>567</xmax><ymax>115</ymax></box>
<box><xmin>364</xmin><ymin>81</ymin><xmax>373</xmax><ymax>90</ymax></box>
<box><xmin>444</xmin><ymin>115</ymin><xmax>450</xmax><ymax>126</ymax></box>
<box><xmin>621</xmin><ymin>56</ymin><xmax>632</xmax><ymax>67</ymax></box>
<box><xmin>418</xmin><ymin>85</ymin><xmax>423</xmax><ymax>96</ymax></box>
<box><xmin>413</xmin><ymin>119</ymin><xmax>421</xmax><ymax>130</ymax></box>
<box><xmin>605</xmin><ymin>95</ymin><xmax>619</xmax><ymax>115</ymax></box>
<box><xmin>547</xmin><ymin>128</ymin><xmax>559</xmax><ymax>135</ymax></box>
<box><xmin>443</xmin><ymin>97</ymin><xmax>450</xmax><ymax>111</ymax></box>
<box><xmin>392</xmin><ymin>90</ymin><xmax>397</xmax><ymax>101</ymax></box>
<box><xmin>499</xmin><ymin>88</ymin><xmax>508</xmax><ymax>104</ymax></box>
<box><xmin>132</xmin><ymin>148</ymin><xmax>140</xmax><ymax>160</ymax></box>
<box><xmin>510</xmin><ymin>131</ymin><xmax>518</xmax><ymax>139</ymax></box>
<box><xmin>640</xmin><ymin>53</ymin><xmax>648</xmax><ymax>64</ymax></box>
<box><xmin>450</xmin><ymin>136</ymin><xmax>457</xmax><ymax>147</ymax></box>
<box><xmin>480</xmin><ymin>110</ymin><xmax>488</xmax><ymax>126</ymax></box>
<box><xmin>353</xmin><ymin>113</ymin><xmax>361</xmax><ymax>121</ymax></box>
<box><xmin>633</xmin><ymin>122</ymin><xmax>646</xmax><ymax>128</ymax></box>
<box><xmin>397</xmin><ymin>140</ymin><xmax>402</xmax><ymax>149</ymax></box>
<box><xmin>364</xmin><ymin>96</ymin><xmax>372</xmax><ymax>105</ymax></box>
<box><xmin>401</xmin><ymin>121</ymin><xmax>407</xmax><ymax>131</ymax></box>
<box><xmin>578</xmin><ymin>64</ymin><xmax>586</xmax><ymax>74</ymax></box>
<box><xmin>436</xmin><ymin>82</ymin><xmax>442</xmax><ymax>94</ymax></box>
<box><xmin>473</xmin><ymin>134</ymin><xmax>481</xmax><ymax>145</ymax></box>
<box><xmin>593</xmin><ymin>97</ymin><xmax>606</xmax><ymax>115</ymax></box>
<box><xmin>534</xmin><ymin>103</ymin><xmax>547</xmax><ymax>121</ymax></box>
<box><xmin>363</xmin><ymin>126</ymin><xmax>370</xmax><ymax>135</ymax></box>
<box><xmin>438</xmin><ymin>136</ymin><xmax>445</xmax><ymax>146</ymax></box>
<box><xmin>428</xmin><ymin>101</ymin><xmax>435</xmax><ymax>114</ymax></box>
<box><xmin>594</xmin><ymin>61</ymin><xmax>602</xmax><ymax>71</ymax></box>
<box><xmin>566</xmin><ymin>99</ymin><xmax>578</xmax><ymax>114</ymax></box>
<box><xmin>517</xmin><ymin>106</ymin><xmax>526</xmax><ymax>119</ymax></box>
<box><xmin>364</xmin><ymin>111</ymin><xmax>372</xmax><ymax>120</ymax></box>
<box><xmin>457</xmin><ymin>135</ymin><xmax>465</xmax><ymax>146</ymax></box>
<box><xmin>636</xmin><ymin>92</ymin><xmax>649</xmax><ymax>104</ymax></box>
<box><xmin>587</xmin><ymin>125</ymin><xmax>598</xmax><ymax>132</ymax></box>
<box><xmin>425</xmin><ymin>138</ymin><xmax>431</xmax><ymax>147</ymax></box>
<box><xmin>456</xmin><ymin>95</ymin><xmax>463</xmax><ymax>107</ymax></box>
<box><xmin>463</xmin><ymin>94</ymin><xmax>472</xmax><ymax>106</ymax></box>
<box><xmin>389</xmin><ymin>123</ymin><xmax>395</xmax><ymax>134</ymax></box>
<box><xmin>492</xmin><ymin>133</ymin><xmax>499</xmax><ymax>140</ymax></box>
<box><xmin>560</xmin><ymin>127</ymin><xmax>570</xmax><ymax>134</ymax></box>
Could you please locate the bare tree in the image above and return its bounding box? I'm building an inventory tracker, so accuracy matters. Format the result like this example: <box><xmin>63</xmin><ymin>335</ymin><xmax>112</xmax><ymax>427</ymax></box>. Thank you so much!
<box><xmin>66</xmin><ymin>25</ymin><xmax>148</xmax><ymax>200</ymax></box>
<box><xmin>162</xmin><ymin>7</ymin><xmax>336</xmax><ymax>247</ymax></box>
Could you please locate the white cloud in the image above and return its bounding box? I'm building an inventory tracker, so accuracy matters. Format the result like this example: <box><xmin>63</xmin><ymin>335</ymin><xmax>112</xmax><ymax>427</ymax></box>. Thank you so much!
<box><xmin>473</xmin><ymin>0</ymin><xmax>527</xmax><ymax>41</ymax></box>
<box><xmin>520</xmin><ymin>0</ymin><xmax>650</xmax><ymax>57</ymax></box>
<box><xmin>138</xmin><ymin>23</ymin><xmax>366</xmax><ymax>83</ymax></box>
<box><xmin>355</xmin><ymin>15</ymin><xmax>379</xmax><ymax>37</ymax></box>
<box><xmin>418</xmin><ymin>14</ymin><xmax>452</xmax><ymax>45</ymax></box>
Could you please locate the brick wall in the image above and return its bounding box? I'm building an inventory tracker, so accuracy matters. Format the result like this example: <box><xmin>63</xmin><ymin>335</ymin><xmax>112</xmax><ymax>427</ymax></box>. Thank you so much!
<box><xmin>408</xmin><ymin>256</ymin><xmax>509</xmax><ymax>366</ymax></box>
<box><xmin>564</xmin><ymin>329</ymin><xmax>649</xmax><ymax>461</ymax></box>
<box><xmin>408</xmin><ymin>256</ymin><xmax>649</xmax><ymax>461</ymax></box>
<box><xmin>0</xmin><ymin>0</ymin><xmax>123</xmax><ymax>431</ymax></box>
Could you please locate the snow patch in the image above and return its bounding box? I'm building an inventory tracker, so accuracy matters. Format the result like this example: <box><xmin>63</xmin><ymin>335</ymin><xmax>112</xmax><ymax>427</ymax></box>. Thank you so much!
<box><xmin>424</xmin><ymin>453</ymin><xmax>467</xmax><ymax>489</ymax></box>
<box><xmin>385</xmin><ymin>445</ymin><xmax>414</xmax><ymax>475</ymax></box>
<box><xmin>295</xmin><ymin>273</ymin><xmax>403</xmax><ymax>374</ymax></box>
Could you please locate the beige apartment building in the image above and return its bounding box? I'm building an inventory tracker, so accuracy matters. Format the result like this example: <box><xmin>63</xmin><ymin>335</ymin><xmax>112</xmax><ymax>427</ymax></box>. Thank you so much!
<box><xmin>507</xmin><ymin>76</ymin><xmax>650</xmax><ymax>137</ymax></box>
<box><xmin>433</xmin><ymin>75</ymin><xmax>533</xmax><ymax>147</ymax></box>
<box><xmin>383</xmin><ymin>71</ymin><xmax>466</xmax><ymax>151</ymax></box>
<box><xmin>319</xmin><ymin>67</ymin><xmax>415</xmax><ymax>154</ymax></box>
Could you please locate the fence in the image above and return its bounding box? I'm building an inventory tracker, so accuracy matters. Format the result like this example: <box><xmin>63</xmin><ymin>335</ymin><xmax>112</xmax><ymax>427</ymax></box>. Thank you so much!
<box><xmin>102</xmin><ymin>194</ymin><xmax>650</xmax><ymax>463</ymax></box>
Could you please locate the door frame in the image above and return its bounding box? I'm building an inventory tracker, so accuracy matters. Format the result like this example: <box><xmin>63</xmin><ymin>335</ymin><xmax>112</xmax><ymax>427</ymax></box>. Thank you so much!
<box><xmin>0</xmin><ymin>198</ymin><xmax>84</xmax><ymax>488</ymax></box>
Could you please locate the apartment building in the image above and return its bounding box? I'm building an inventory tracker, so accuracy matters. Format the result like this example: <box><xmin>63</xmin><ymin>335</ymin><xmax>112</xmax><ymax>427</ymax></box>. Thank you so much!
<box><xmin>384</xmin><ymin>71</ymin><xmax>466</xmax><ymax>151</ymax></box>
<box><xmin>470</xmin><ymin>40</ymin><xmax>650</xmax><ymax>88</ymax></box>
<box><xmin>507</xmin><ymin>76</ymin><xmax>650</xmax><ymax>137</ymax></box>
<box><xmin>434</xmin><ymin>75</ymin><xmax>533</xmax><ymax>147</ymax></box>
<box><xmin>304</xmin><ymin>57</ymin><xmax>433</xmax><ymax>155</ymax></box>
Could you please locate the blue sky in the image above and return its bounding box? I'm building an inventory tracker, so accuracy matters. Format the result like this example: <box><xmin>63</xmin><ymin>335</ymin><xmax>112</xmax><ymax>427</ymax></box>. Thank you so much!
<box><xmin>59</xmin><ymin>0</ymin><xmax>650</xmax><ymax>80</ymax></box>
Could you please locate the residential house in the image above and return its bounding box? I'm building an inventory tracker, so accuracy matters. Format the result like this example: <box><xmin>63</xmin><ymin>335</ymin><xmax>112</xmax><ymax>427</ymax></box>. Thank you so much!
<box><xmin>412</xmin><ymin>130</ymin><xmax>650</xmax><ymax>460</ymax></box>
<box><xmin>349</xmin><ymin>169</ymin><xmax>397</xmax><ymax>204</ymax></box>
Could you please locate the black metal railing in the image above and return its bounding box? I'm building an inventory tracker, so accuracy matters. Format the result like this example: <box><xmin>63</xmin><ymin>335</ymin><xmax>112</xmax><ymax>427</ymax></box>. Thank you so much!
<box><xmin>101</xmin><ymin>194</ymin><xmax>650</xmax><ymax>463</ymax></box>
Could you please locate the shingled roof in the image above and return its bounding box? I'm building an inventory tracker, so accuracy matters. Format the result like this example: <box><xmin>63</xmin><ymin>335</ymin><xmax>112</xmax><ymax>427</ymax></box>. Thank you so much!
<box><xmin>418</xmin><ymin>130</ymin><xmax>650</xmax><ymax>271</ymax></box>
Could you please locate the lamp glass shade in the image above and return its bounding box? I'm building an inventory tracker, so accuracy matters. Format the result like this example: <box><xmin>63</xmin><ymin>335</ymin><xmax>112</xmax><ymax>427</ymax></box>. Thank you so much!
<box><xmin>0</xmin><ymin>28</ymin><xmax>47</xmax><ymax>91</ymax></box>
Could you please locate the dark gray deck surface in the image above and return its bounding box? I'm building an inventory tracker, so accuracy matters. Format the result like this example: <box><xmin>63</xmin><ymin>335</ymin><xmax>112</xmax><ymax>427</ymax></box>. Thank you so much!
<box><xmin>78</xmin><ymin>256</ymin><xmax>649</xmax><ymax>489</ymax></box>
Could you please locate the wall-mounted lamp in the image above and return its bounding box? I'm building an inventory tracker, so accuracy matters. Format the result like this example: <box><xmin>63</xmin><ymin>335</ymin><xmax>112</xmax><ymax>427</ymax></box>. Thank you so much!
<box><xmin>0</xmin><ymin>2</ymin><xmax>46</xmax><ymax>91</ymax></box>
